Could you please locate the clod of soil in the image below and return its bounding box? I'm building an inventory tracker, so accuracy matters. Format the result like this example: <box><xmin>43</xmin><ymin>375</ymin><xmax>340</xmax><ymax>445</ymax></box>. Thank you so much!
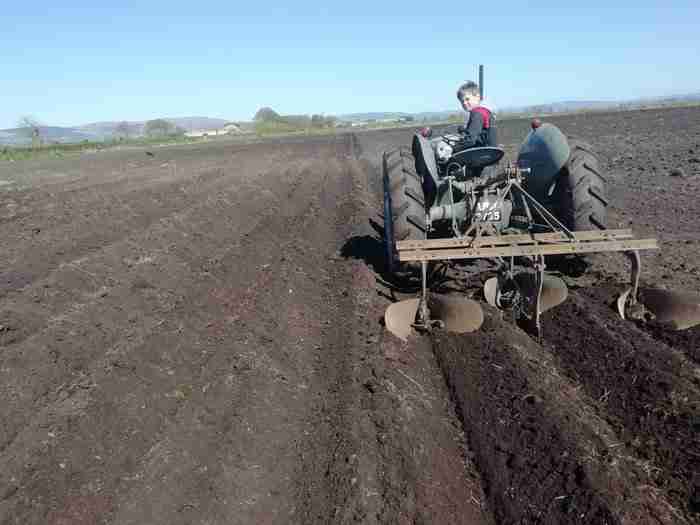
<box><xmin>670</xmin><ymin>167</ymin><xmax>687</xmax><ymax>177</ymax></box>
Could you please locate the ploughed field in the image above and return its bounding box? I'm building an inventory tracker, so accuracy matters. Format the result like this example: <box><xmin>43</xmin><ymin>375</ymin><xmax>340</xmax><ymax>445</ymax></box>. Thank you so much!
<box><xmin>0</xmin><ymin>106</ymin><xmax>698</xmax><ymax>524</ymax></box>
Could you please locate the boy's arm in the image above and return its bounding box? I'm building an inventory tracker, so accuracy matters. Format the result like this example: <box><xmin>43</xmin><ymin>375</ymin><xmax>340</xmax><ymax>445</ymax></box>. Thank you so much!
<box><xmin>455</xmin><ymin>111</ymin><xmax>485</xmax><ymax>150</ymax></box>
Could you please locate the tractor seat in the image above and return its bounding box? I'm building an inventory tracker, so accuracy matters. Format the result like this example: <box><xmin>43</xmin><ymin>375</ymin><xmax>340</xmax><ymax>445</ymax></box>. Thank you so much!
<box><xmin>450</xmin><ymin>146</ymin><xmax>504</xmax><ymax>169</ymax></box>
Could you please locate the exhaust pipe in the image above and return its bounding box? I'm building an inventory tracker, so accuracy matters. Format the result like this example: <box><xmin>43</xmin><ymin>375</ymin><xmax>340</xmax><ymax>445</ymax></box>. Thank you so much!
<box><xmin>479</xmin><ymin>64</ymin><xmax>484</xmax><ymax>99</ymax></box>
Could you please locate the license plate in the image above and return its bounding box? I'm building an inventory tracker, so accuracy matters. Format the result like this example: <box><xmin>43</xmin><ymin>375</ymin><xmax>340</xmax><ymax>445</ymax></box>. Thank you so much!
<box><xmin>476</xmin><ymin>210</ymin><xmax>501</xmax><ymax>222</ymax></box>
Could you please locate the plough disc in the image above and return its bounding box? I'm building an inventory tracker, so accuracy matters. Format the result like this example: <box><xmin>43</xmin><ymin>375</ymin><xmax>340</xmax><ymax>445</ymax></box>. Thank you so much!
<box><xmin>385</xmin><ymin>299</ymin><xmax>421</xmax><ymax>341</ymax></box>
<box><xmin>385</xmin><ymin>295</ymin><xmax>484</xmax><ymax>341</ymax></box>
<box><xmin>429</xmin><ymin>295</ymin><xmax>484</xmax><ymax>333</ymax></box>
<box><xmin>618</xmin><ymin>287</ymin><xmax>700</xmax><ymax>330</ymax></box>
<box><xmin>484</xmin><ymin>273</ymin><xmax>568</xmax><ymax>314</ymax></box>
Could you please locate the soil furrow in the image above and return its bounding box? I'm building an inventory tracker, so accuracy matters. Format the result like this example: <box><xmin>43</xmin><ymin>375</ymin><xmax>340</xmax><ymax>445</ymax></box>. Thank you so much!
<box><xmin>0</xmin><ymin>147</ymin><xmax>288</xmax><ymax>297</ymax></box>
<box><xmin>296</xmin><ymin>152</ymin><xmax>492</xmax><ymax>524</ymax></box>
<box><xmin>543</xmin><ymin>288</ymin><xmax>700</xmax><ymax>519</ymax></box>
<box><xmin>433</xmin><ymin>313</ymin><xmax>689</xmax><ymax>524</ymax></box>
<box><xmin>0</xmin><ymin>148</ymin><xmax>336</xmax><ymax>523</ymax></box>
<box><xmin>0</xmin><ymin>158</ymin><xmax>307</xmax><ymax>351</ymax></box>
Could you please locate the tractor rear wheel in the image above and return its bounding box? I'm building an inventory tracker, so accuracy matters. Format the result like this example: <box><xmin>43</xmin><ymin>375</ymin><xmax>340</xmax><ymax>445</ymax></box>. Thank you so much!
<box><xmin>557</xmin><ymin>140</ymin><xmax>608</xmax><ymax>231</ymax></box>
<box><xmin>549</xmin><ymin>140</ymin><xmax>608</xmax><ymax>276</ymax></box>
<box><xmin>382</xmin><ymin>147</ymin><xmax>427</xmax><ymax>274</ymax></box>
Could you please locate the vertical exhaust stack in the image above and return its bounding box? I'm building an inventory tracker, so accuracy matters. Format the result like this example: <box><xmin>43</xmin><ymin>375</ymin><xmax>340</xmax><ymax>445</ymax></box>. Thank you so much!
<box><xmin>479</xmin><ymin>64</ymin><xmax>484</xmax><ymax>99</ymax></box>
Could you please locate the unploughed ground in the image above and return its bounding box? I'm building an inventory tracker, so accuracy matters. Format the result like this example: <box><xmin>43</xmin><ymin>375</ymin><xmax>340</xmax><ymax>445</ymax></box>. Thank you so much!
<box><xmin>0</xmin><ymin>106</ymin><xmax>698</xmax><ymax>524</ymax></box>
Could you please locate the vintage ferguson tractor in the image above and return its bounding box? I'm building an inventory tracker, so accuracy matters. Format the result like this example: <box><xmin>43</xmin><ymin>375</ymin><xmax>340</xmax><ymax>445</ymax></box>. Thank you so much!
<box><xmin>382</xmin><ymin>68</ymin><xmax>700</xmax><ymax>340</ymax></box>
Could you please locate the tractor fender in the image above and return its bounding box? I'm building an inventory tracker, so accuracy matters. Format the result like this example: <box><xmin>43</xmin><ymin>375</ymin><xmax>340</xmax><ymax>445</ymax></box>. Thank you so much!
<box><xmin>517</xmin><ymin>123</ymin><xmax>571</xmax><ymax>202</ymax></box>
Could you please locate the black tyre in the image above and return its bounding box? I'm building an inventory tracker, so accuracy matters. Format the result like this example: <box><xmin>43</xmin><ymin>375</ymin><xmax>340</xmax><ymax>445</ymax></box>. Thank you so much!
<box><xmin>382</xmin><ymin>147</ymin><xmax>427</xmax><ymax>273</ymax></box>
<box><xmin>556</xmin><ymin>140</ymin><xmax>607</xmax><ymax>231</ymax></box>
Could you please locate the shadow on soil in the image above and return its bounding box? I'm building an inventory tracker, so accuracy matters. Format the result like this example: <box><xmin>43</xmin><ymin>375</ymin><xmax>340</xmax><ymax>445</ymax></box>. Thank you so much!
<box><xmin>340</xmin><ymin>227</ymin><xmax>422</xmax><ymax>298</ymax></box>
<box><xmin>340</xmin><ymin>234</ymin><xmax>387</xmax><ymax>275</ymax></box>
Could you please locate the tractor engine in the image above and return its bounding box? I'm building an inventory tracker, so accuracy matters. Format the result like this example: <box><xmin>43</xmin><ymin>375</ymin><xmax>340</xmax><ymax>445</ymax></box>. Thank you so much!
<box><xmin>413</xmin><ymin>133</ymin><xmax>513</xmax><ymax>234</ymax></box>
<box><xmin>426</xmin><ymin>182</ymin><xmax>514</xmax><ymax>234</ymax></box>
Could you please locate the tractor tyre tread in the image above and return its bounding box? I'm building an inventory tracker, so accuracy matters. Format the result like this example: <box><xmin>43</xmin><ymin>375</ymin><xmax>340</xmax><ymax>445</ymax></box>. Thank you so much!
<box><xmin>558</xmin><ymin>140</ymin><xmax>608</xmax><ymax>231</ymax></box>
<box><xmin>382</xmin><ymin>147</ymin><xmax>427</xmax><ymax>274</ymax></box>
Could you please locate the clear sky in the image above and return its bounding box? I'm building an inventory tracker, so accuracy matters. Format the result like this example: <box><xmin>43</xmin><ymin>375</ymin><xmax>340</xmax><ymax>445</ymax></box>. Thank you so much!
<box><xmin>1</xmin><ymin>1</ymin><xmax>699</xmax><ymax>128</ymax></box>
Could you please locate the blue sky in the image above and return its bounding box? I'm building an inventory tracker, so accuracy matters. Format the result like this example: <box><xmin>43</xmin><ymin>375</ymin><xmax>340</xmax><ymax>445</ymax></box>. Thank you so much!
<box><xmin>1</xmin><ymin>1</ymin><xmax>699</xmax><ymax>128</ymax></box>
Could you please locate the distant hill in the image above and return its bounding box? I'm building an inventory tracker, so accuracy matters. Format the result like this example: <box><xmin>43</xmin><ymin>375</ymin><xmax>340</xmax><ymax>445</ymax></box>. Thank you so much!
<box><xmin>637</xmin><ymin>93</ymin><xmax>700</xmax><ymax>104</ymax></box>
<box><xmin>163</xmin><ymin>117</ymin><xmax>230</xmax><ymax>131</ymax></box>
<box><xmin>339</xmin><ymin>112</ymin><xmax>413</xmax><ymax>123</ymax></box>
<box><xmin>0</xmin><ymin>126</ymin><xmax>99</xmax><ymax>146</ymax></box>
<box><xmin>0</xmin><ymin>117</ymin><xmax>233</xmax><ymax>146</ymax></box>
<box><xmin>2</xmin><ymin>94</ymin><xmax>699</xmax><ymax>146</ymax></box>
<box><xmin>77</xmin><ymin>121</ymin><xmax>142</xmax><ymax>139</ymax></box>
<box><xmin>500</xmin><ymin>93</ymin><xmax>700</xmax><ymax>116</ymax></box>
<box><xmin>338</xmin><ymin>93</ymin><xmax>700</xmax><ymax>125</ymax></box>
<box><xmin>78</xmin><ymin>117</ymin><xmax>230</xmax><ymax>136</ymax></box>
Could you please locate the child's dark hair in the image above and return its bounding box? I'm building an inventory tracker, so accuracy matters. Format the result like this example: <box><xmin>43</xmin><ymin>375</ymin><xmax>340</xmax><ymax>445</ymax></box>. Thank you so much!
<box><xmin>456</xmin><ymin>81</ymin><xmax>479</xmax><ymax>102</ymax></box>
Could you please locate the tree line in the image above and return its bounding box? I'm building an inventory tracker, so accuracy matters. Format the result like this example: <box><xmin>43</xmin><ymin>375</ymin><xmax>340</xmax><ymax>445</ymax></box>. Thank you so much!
<box><xmin>253</xmin><ymin>107</ymin><xmax>337</xmax><ymax>133</ymax></box>
<box><xmin>13</xmin><ymin>107</ymin><xmax>337</xmax><ymax>145</ymax></box>
<box><xmin>15</xmin><ymin>116</ymin><xmax>186</xmax><ymax>141</ymax></box>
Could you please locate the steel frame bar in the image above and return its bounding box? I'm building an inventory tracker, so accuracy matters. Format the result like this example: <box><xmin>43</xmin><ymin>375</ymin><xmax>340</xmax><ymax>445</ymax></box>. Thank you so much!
<box><xmin>397</xmin><ymin>229</ymin><xmax>636</xmax><ymax>250</ymax></box>
<box><xmin>398</xmin><ymin>233</ymin><xmax>658</xmax><ymax>262</ymax></box>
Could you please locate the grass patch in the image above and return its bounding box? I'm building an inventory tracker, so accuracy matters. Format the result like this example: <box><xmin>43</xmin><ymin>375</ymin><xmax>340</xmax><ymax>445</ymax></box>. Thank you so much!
<box><xmin>0</xmin><ymin>136</ymin><xmax>200</xmax><ymax>161</ymax></box>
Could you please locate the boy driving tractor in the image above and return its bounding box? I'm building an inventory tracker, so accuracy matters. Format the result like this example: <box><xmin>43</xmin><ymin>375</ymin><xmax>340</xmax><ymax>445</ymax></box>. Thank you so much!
<box><xmin>455</xmin><ymin>80</ymin><xmax>497</xmax><ymax>150</ymax></box>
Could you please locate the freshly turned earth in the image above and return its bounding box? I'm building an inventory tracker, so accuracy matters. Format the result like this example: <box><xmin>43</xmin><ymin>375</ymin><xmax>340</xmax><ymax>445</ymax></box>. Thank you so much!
<box><xmin>0</xmin><ymin>106</ymin><xmax>698</xmax><ymax>524</ymax></box>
